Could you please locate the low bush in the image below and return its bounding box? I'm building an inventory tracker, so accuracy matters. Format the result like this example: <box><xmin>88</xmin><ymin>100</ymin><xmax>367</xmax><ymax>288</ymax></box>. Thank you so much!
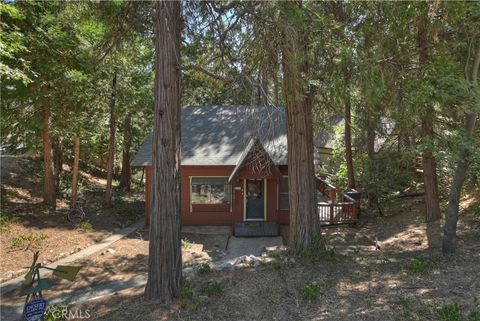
<box><xmin>203</xmin><ymin>281</ymin><xmax>223</xmax><ymax>296</ymax></box>
<box><xmin>0</xmin><ymin>215</ymin><xmax>17</xmax><ymax>233</ymax></box>
<box><xmin>79</xmin><ymin>221</ymin><xmax>92</xmax><ymax>232</ymax></box>
<box><xmin>401</xmin><ymin>297</ymin><xmax>413</xmax><ymax>311</ymax></box>
<box><xmin>435</xmin><ymin>303</ymin><xmax>463</xmax><ymax>321</ymax></box>
<box><xmin>197</xmin><ymin>263</ymin><xmax>214</xmax><ymax>276</ymax></box>
<box><xmin>11</xmin><ymin>233</ymin><xmax>48</xmax><ymax>249</ymax></box>
<box><xmin>181</xmin><ymin>283</ymin><xmax>194</xmax><ymax>300</ymax></box>
<box><xmin>182</xmin><ymin>238</ymin><xmax>193</xmax><ymax>250</ymax></box>
<box><xmin>409</xmin><ymin>257</ymin><xmax>429</xmax><ymax>275</ymax></box>
<box><xmin>299</xmin><ymin>282</ymin><xmax>321</xmax><ymax>301</ymax></box>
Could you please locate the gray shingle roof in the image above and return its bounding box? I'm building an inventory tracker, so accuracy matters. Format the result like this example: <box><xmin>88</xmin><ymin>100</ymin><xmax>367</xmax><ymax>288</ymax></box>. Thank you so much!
<box><xmin>131</xmin><ymin>105</ymin><xmax>333</xmax><ymax>167</ymax></box>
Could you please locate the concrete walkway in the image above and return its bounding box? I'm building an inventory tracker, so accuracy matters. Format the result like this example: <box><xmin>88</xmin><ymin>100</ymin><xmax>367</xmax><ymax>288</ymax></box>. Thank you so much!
<box><xmin>0</xmin><ymin>226</ymin><xmax>283</xmax><ymax>321</ymax></box>
<box><xmin>215</xmin><ymin>236</ymin><xmax>283</xmax><ymax>264</ymax></box>
<box><xmin>0</xmin><ymin>219</ymin><xmax>144</xmax><ymax>297</ymax></box>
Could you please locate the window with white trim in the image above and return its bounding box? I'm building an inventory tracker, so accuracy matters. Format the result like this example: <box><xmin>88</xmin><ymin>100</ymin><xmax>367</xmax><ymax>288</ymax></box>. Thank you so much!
<box><xmin>279</xmin><ymin>176</ymin><xmax>289</xmax><ymax>210</ymax></box>
<box><xmin>191</xmin><ymin>177</ymin><xmax>231</xmax><ymax>204</ymax></box>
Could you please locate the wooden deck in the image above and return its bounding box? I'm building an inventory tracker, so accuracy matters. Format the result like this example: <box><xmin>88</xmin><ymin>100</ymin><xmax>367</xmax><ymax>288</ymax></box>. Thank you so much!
<box><xmin>316</xmin><ymin>177</ymin><xmax>360</xmax><ymax>225</ymax></box>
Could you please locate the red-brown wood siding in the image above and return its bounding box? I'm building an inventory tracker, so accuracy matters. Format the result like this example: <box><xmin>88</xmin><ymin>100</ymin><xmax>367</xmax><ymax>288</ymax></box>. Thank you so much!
<box><xmin>277</xmin><ymin>165</ymin><xmax>289</xmax><ymax>224</ymax></box>
<box><xmin>143</xmin><ymin>165</ymin><xmax>289</xmax><ymax>226</ymax></box>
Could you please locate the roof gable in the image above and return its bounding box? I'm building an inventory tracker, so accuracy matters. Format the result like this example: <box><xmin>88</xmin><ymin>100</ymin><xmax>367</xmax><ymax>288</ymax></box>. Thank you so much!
<box><xmin>228</xmin><ymin>137</ymin><xmax>282</xmax><ymax>183</ymax></box>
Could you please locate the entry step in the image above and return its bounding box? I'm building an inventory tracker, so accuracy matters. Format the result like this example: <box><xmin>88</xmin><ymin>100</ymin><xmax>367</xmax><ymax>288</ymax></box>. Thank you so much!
<box><xmin>234</xmin><ymin>222</ymin><xmax>279</xmax><ymax>237</ymax></box>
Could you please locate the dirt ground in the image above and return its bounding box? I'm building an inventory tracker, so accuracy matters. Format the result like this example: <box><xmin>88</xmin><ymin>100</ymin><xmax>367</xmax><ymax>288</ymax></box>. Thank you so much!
<box><xmin>0</xmin><ymin>230</ymin><xmax>229</xmax><ymax>315</ymax></box>
<box><xmin>0</xmin><ymin>156</ymin><xmax>143</xmax><ymax>282</ymax></box>
<box><xmin>53</xmin><ymin>195</ymin><xmax>480</xmax><ymax>321</ymax></box>
<box><xmin>2</xmin><ymin>156</ymin><xmax>479</xmax><ymax>320</ymax></box>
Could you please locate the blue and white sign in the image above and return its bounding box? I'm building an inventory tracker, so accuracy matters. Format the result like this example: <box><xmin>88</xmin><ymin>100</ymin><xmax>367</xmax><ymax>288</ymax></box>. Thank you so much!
<box><xmin>24</xmin><ymin>298</ymin><xmax>48</xmax><ymax>321</ymax></box>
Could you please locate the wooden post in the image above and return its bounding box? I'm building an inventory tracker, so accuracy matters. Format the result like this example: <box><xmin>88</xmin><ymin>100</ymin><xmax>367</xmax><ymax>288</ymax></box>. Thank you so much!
<box><xmin>330</xmin><ymin>204</ymin><xmax>334</xmax><ymax>224</ymax></box>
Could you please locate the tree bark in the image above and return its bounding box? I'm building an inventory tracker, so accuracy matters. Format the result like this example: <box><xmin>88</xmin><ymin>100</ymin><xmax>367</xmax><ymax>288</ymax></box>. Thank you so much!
<box><xmin>144</xmin><ymin>0</ymin><xmax>183</xmax><ymax>302</ymax></box>
<box><xmin>105</xmin><ymin>72</ymin><xmax>117</xmax><ymax>206</ymax></box>
<box><xmin>42</xmin><ymin>104</ymin><xmax>56</xmax><ymax>208</ymax></box>
<box><xmin>442</xmin><ymin>42</ymin><xmax>480</xmax><ymax>254</ymax></box>
<box><xmin>280</xmin><ymin>1</ymin><xmax>320</xmax><ymax>250</ymax></box>
<box><xmin>119</xmin><ymin>113</ymin><xmax>132</xmax><ymax>191</ymax></box>
<box><xmin>417</xmin><ymin>7</ymin><xmax>441</xmax><ymax>222</ymax></box>
<box><xmin>70</xmin><ymin>135</ymin><xmax>80</xmax><ymax>207</ymax></box>
<box><xmin>52</xmin><ymin>137</ymin><xmax>63</xmax><ymax>191</ymax></box>
<box><xmin>344</xmin><ymin>66</ymin><xmax>356</xmax><ymax>189</ymax></box>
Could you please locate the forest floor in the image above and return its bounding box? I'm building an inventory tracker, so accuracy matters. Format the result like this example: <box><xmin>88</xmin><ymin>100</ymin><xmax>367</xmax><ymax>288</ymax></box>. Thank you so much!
<box><xmin>35</xmin><ymin>193</ymin><xmax>480</xmax><ymax>321</ymax></box>
<box><xmin>1</xmin><ymin>156</ymin><xmax>479</xmax><ymax>321</ymax></box>
<box><xmin>0</xmin><ymin>155</ymin><xmax>144</xmax><ymax>283</ymax></box>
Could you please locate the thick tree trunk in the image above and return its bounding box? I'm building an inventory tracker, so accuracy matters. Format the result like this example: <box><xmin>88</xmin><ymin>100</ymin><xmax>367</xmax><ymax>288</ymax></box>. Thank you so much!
<box><xmin>119</xmin><ymin>113</ymin><xmax>132</xmax><ymax>191</ymax></box>
<box><xmin>52</xmin><ymin>137</ymin><xmax>63</xmax><ymax>191</ymax></box>
<box><xmin>417</xmin><ymin>7</ymin><xmax>441</xmax><ymax>222</ymax></box>
<box><xmin>344</xmin><ymin>67</ymin><xmax>356</xmax><ymax>189</ymax></box>
<box><xmin>421</xmin><ymin>116</ymin><xmax>441</xmax><ymax>222</ymax></box>
<box><xmin>443</xmin><ymin>43</ymin><xmax>480</xmax><ymax>254</ymax></box>
<box><xmin>144</xmin><ymin>0</ymin><xmax>183</xmax><ymax>302</ymax></box>
<box><xmin>42</xmin><ymin>105</ymin><xmax>56</xmax><ymax>208</ymax></box>
<box><xmin>280</xmin><ymin>1</ymin><xmax>320</xmax><ymax>250</ymax></box>
<box><xmin>105</xmin><ymin>72</ymin><xmax>117</xmax><ymax>206</ymax></box>
<box><xmin>70</xmin><ymin>135</ymin><xmax>80</xmax><ymax>207</ymax></box>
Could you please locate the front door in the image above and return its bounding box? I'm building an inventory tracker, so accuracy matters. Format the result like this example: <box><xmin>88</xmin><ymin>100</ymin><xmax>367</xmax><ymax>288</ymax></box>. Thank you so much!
<box><xmin>245</xmin><ymin>179</ymin><xmax>265</xmax><ymax>220</ymax></box>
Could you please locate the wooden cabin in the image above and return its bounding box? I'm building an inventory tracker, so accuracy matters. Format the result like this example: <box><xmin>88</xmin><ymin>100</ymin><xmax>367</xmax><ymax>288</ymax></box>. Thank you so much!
<box><xmin>132</xmin><ymin>105</ymin><xmax>358</xmax><ymax>236</ymax></box>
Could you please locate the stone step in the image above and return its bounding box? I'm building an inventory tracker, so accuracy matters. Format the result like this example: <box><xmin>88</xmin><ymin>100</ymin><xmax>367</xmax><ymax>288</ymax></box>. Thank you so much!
<box><xmin>234</xmin><ymin>222</ymin><xmax>279</xmax><ymax>237</ymax></box>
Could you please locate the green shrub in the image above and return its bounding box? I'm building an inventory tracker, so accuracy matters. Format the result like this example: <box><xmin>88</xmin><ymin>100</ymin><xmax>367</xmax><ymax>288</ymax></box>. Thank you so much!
<box><xmin>299</xmin><ymin>282</ymin><xmax>321</xmax><ymax>301</ymax></box>
<box><xmin>402</xmin><ymin>297</ymin><xmax>413</xmax><ymax>311</ymax></box>
<box><xmin>181</xmin><ymin>283</ymin><xmax>194</xmax><ymax>300</ymax></box>
<box><xmin>197</xmin><ymin>263</ymin><xmax>213</xmax><ymax>276</ymax></box>
<box><xmin>180</xmin><ymin>283</ymin><xmax>202</xmax><ymax>310</ymax></box>
<box><xmin>409</xmin><ymin>258</ymin><xmax>428</xmax><ymax>275</ymax></box>
<box><xmin>189</xmin><ymin>297</ymin><xmax>202</xmax><ymax>310</ymax></box>
<box><xmin>78</xmin><ymin>221</ymin><xmax>92</xmax><ymax>232</ymax></box>
<box><xmin>0</xmin><ymin>215</ymin><xmax>17</xmax><ymax>233</ymax></box>
<box><xmin>203</xmin><ymin>281</ymin><xmax>223</xmax><ymax>296</ymax></box>
<box><xmin>182</xmin><ymin>238</ymin><xmax>192</xmax><ymax>250</ymax></box>
<box><xmin>11</xmin><ymin>233</ymin><xmax>48</xmax><ymax>249</ymax></box>
<box><xmin>435</xmin><ymin>303</ymin><xmax>463</xmax><ymax>321</ymax></box>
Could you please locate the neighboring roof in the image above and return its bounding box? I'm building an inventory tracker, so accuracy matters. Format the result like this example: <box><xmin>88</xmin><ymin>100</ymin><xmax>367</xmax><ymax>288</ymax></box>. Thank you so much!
<box><xmin>131</xmin><ymin>105</ymin><xmax>334</xmax><ymax>167</ymax></box>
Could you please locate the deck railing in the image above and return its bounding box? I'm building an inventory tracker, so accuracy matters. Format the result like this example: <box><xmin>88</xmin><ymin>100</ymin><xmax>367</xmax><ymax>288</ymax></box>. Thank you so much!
<box><xmin>315</xmin><ymin>176</ymin><xmax>359</xmax><ymax>224</ymax></box>
<box><xmin>317</xmin><ymin>202</ymin><xmax>359</xmax><ymax>224</ymax></box>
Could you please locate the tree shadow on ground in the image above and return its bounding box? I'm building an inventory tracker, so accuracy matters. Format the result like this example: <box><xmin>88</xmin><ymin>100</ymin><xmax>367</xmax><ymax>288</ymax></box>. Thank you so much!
<box><xmin>66</xmin><ymin>235</ymin><xmax>480</xmax><ymax>321</ymax></box>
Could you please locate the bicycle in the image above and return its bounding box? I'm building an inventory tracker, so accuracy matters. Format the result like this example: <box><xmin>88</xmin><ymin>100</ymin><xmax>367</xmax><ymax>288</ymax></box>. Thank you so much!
<box><xmin>67</xmin><ymin>202</ymin><xmax>88</xmax><ymax>225</ymax></box>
